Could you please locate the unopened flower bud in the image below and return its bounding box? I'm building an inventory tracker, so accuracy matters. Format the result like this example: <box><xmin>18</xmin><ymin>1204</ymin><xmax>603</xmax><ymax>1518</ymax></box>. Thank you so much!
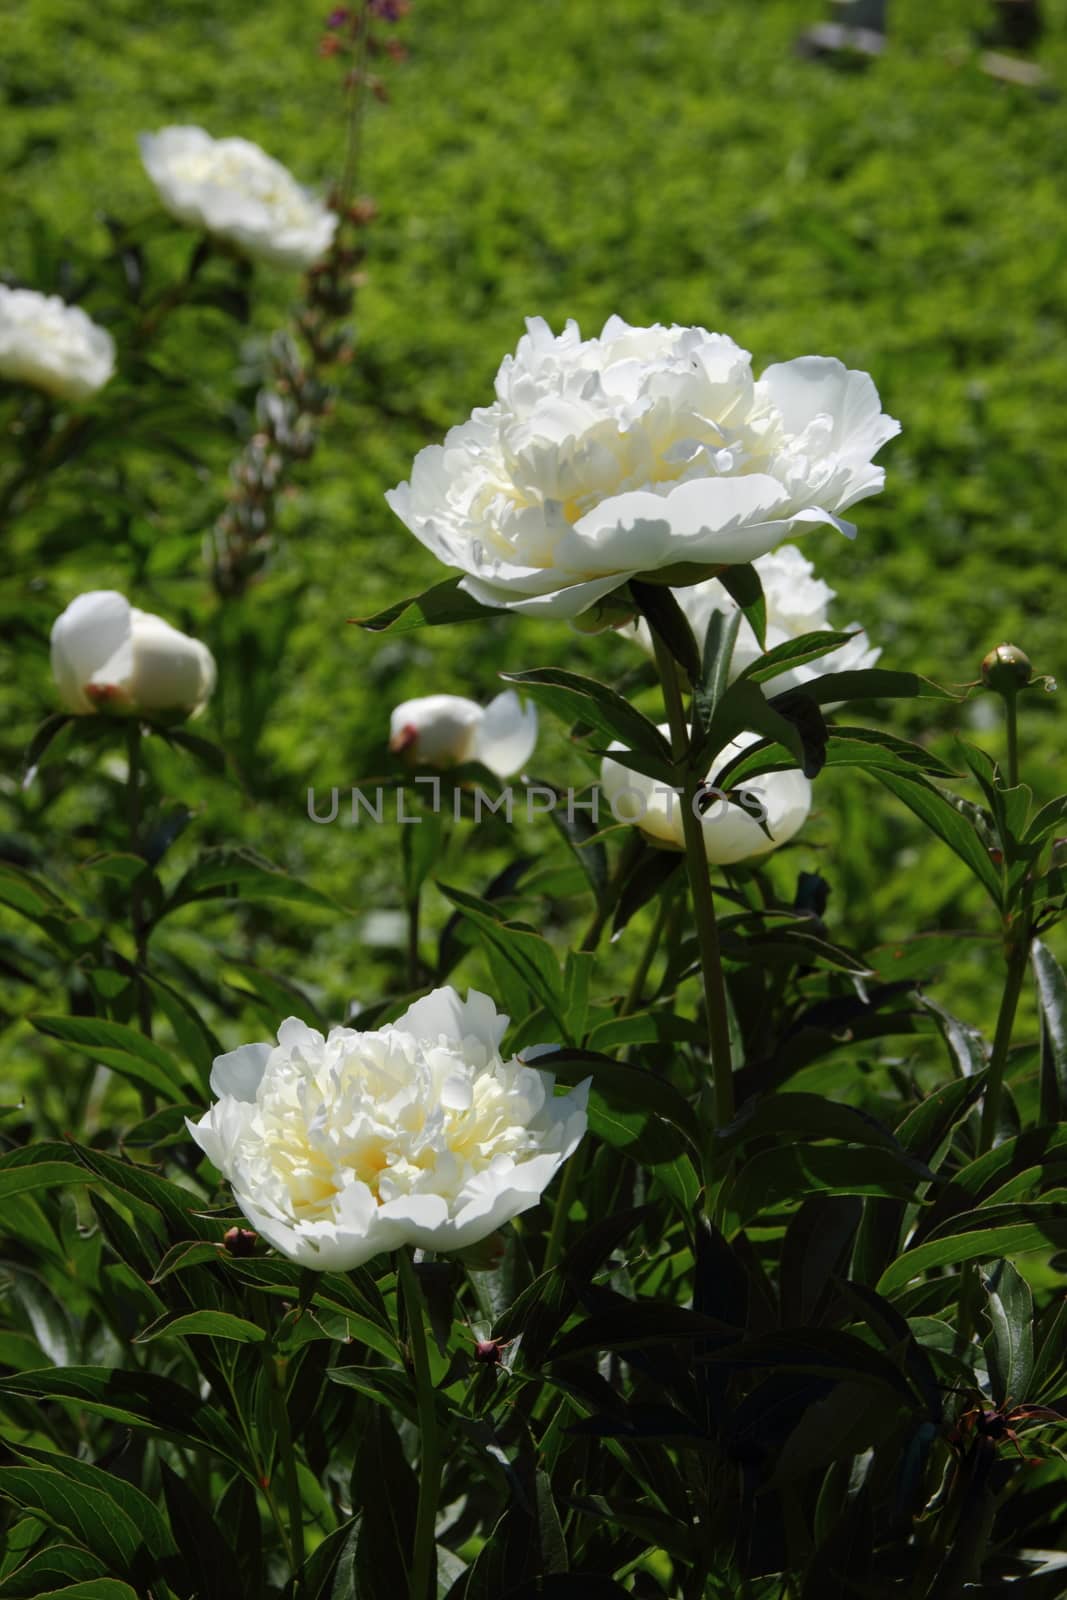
<box><xmin>981</xmin><ymin>643</ymin><xmax>1032</xmax><ymax>696</ymax></box>
<box><xmin>223</xmin><ymin>1226</ymin><xmax>258</xmax><ymax>1256</ymax></box>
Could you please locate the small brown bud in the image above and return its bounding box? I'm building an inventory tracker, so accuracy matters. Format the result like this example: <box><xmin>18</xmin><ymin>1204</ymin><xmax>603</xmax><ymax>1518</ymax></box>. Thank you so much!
<box><xmin>223</xmin><ymin>1226</ymin><xmax>257</xmax><ymax>1257</ymax></box>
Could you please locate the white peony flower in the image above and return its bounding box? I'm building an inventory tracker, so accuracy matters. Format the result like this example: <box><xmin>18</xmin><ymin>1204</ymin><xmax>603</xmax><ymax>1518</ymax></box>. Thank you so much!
<box><xmin>51</xmin><ymin>591</ymin><xmax>216</xmax><ymax>719</ymax></box>
<box><xmin>0</xmin><ymin>287</ymin><xmax>115</xmax><ymax>402</ymax></box>
<box><xmin>386</xmin><ymin>315</ymin><xmax>899</xmax><ymax>620</ymax></box>
<box><xmin>601</xmin><ymin>727</ymin><xmax>811</xmax><ymax>864</ymax></box>
<box><xmin>389</xmin><ymin>690</ymin><xmax>538</xmax><ymax>778</ymax></box>
<box><xmin>187</xmin><ymin>987</ymin><xmax>589</xmax><ymax>1271</ymax></box>
<box><xmin>629</xmin><ymin>544</ymin><xmax>880</xmax><ymax>695</ymax></box>
<box><xmin>138</xmin><ymin>126</ymin><xmax>338</xmax><ymax>270</ymax></box>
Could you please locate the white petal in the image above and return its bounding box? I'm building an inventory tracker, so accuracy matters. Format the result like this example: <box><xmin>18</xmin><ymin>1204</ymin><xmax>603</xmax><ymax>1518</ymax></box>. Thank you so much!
<box><xmin>472</xmin><ymin>691</ymin><xmax>538</xmax><ymax>778</ymax></box>
<box><xmin>208</xmin><ymin>1041</ymin><xmax>272</xmax><ymax>1101</ymax></box>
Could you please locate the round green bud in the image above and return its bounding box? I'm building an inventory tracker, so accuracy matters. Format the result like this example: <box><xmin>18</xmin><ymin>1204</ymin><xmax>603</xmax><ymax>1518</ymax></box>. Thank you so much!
<box><xmin>981</xmin><ymin>643</ymin><xmax>1033</xmax><ymax>695</ymax></box>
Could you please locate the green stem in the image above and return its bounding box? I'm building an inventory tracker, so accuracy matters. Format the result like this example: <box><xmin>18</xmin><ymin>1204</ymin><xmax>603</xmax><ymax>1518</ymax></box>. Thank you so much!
<box><xmin>649</xmin><ymin>631</ymin><xmax>735</xmax><ymax>1134</ymax></box>
<box><xmin>407</xmin><ymin>888</ymin><xmax>421</xmax><ymax>990</ymax></box>
<box><xmin>621</xmin><ymin>888</ymin><xmax>674</xmax><ymax>1017</ymax></box>
<box><xmin>126</xmin><ymin>722</ymin><xmax>154</xmax><ymax>1049</ymax></box>
<box><xmin>1005</xmin><ymin>693</ymin><xmax>1019</xmax><ymax>789</ymax></box>
<box><xmin>265</xmin><ymin>1336</ymin><xmax>305</xmax><ymax>1583</ymax></box>
<box><xmin>579</xmin><ymin>829</ymin><xmax>643</xmax><ymax>952</ymax></box>
<box><xmin>978</xmin><ymin>930</ymin><xmax>1029</xmax><ymax>1155</ymax></box>
<box><xmin>397</xmin><ymin>1249</ymin><xmax>441</xmax><ymax>1600</ymax></box>
<box><xmin>543</xmin><ymin>1143</ymin><xmax>583</xmax><ymax>1270</ymax></box>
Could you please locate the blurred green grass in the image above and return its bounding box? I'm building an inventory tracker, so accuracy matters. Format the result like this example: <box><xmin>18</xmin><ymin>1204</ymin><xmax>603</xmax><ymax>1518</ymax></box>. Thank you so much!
<box><xmin>2</xmin><ymin>0</ymin><xmax>1066</xmax><ymax>1092</ymax></box>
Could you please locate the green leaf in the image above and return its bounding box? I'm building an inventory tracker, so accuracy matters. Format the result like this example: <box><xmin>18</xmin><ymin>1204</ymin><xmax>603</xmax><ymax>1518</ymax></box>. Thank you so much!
<box><xmin>523</xmin><ymin>1047</ymin><xmax>700</xmax><ymax>1148</ymax></box>
<box><xmin>437</xmin><ymin>882</ymin><xmax>567</xmax><ymax>1033</ymax></box>
<box><xmin>714</xmin><ymin>724</ymin><xmax>960</xmax><ymax>789</ymax></box>
<box><xmin>699</xmin><ymin>1328</ymin><xmax>917</xmax><ymax>1401</ymax></box>
<box><xmin>868</xmin><ymin>769</ymin><xmax>1004</xmax><ymax>905</ymax></box>
<box><xmin>20</xmin><ymin>1585</ymin><xmax>139</xmax><ymax>1600</ymax></box>
<box><xmin>0</xmin><ymin>1367</ymin><xmax>247</xmax><ymax>1469</ymax></box>
<box><xmin>697</xmin><ymin>676</ymin><xmax>807</xmax><ymax>774</ymax></box>
<box><xmin>1023</xmin><ymin>795</ymin><xmax>1067</xmax><ymax>846</ymax></box>
<box><xmin>162</xmin><ymin>847</ymin><xmax>338</xmax><ymax>918</ymax></box>
<box><xmin>0</xmin><ymin>1468</ymin><xmax>144</xmax><ymax>1576</ymax></box>
<box><xmin>21</xmin><ymin>713</ymin><xmax>74</xmax><ymax>786</ymax></box>
<box><xmin>1033</xmin><ymin>939</ymin><xmax>1067</xmax><ymax>1122</ymax></box>
<box><xmin>10</xmin><ymin>1446</ymin><xmax>175</xmax><ymax>1561</ymax></box>
<box><xmin>0</xmin><ymin>1145</ymin><xmax>94</xmax><ymax>1204</ymax></box>
<box><xmin>716</xmin><ymin>1093</ymin><xmax>904</xmax><ymax>1158</ymax></box>
<box><xmin>718</xmin><ymin>563</ymin><xmax>766</xmax><ymax>649</ymax></box>
<box><xmin>795</xmin><ymin>668</ymin><xmax>956</xmax><ymax>704</ymax></box>
<box><xmin>501</xmin><ymin>667</ymin><xmax>673</xmax><ymax>775</ymax></box>
<box><xmin>134</xmin><ymin>1309</ymin><xmax>267</xmax><ymax>1344</ymax></box>
<box><xmin>0</xmin><ymin>1547</ymin><xmax>106</xmax><ymax>1599</ymax></box>
<box><xmin>876</xmin><ymin>1203</ymin><xmax>1067</xmax><ymax>1296</ymax></box>
<box><xmin>739</xmin><ymin>629</ymin><xmax>856</xmax><ymax>685</ymax></box>
<box><xmin>982</xmin><ymin>1258</ymin><xmax>1034</xmax><ymax>1404</ymax></box>
<box><xmin>728</xmin><ymin>1145</ymin><xmax>929</xmax><ymax>1226</ymax></box>
<box><xmin>353</xmin><ymin>577</ymin><xmax>498</xmax><ymax>632</ymax></box>
<box><xmin>693</xmin><ymin>606</ymin><xmax>743</xmax><ymax>740</ymax></box>
<box><xmin>28</xmin><ymin>1016</ymin><xmax>189</xmax><ymax>1102</ymax></box>
<box><xmin>630</xmin><ymin>579</ymin><xmax>701</xmax><ymax>680</ymax></box>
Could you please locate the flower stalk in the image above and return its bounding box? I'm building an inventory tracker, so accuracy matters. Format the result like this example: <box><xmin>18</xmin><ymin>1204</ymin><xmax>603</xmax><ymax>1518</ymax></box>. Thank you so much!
<box><xmin>126</xmin><ymin>720</ymin><xmax>153</xmax><ymax>1045</ymax></box>
<box><xmin>649</xmin><ymin>629</ymin><xmax>735</xmax><ymax>1136</ymax></box>
<box><xmin>397</xmin><ymin>1248</ymin><xmax>441</xmax><ymax>1600</ymax></box>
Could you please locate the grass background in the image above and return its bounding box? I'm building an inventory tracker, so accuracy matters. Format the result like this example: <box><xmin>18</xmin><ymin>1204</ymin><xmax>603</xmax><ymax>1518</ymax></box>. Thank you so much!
<box><xmin>2</xmin><ymin>0</ymin><xmax>1066</xmax><ymax>1101</ymax></box>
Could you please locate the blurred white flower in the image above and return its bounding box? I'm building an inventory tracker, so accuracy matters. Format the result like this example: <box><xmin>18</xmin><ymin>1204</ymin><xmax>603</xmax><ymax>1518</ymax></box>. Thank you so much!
<box><xmin>389</xmin><ymin>690</ymin><xmax>538</xmax><ymax>778</ymax></box>
<box><xmin>601</xmin><ymin>726</ymin><xmax>811</xmax><ymax>864</ymax></box>
<box><xmin>629</xmin><ymin>544</ymin><xmax>880</xmax><ymax>694</ymax></box>
<box><xmin>0</xmin><ymin>287</ymin><xmax>115</xmax><ymax>402</ymax></box>
<box><xmin>188</xmin><ymin>987</ymin><xmax>589</xmax><ymax>1271</ymax></box>
<box><xmin>138</xmin><ymin>126</ymin><xmax>337</xmax><ymax>269</ymax></box>
<box><xmin>386</xmin><ymin>315</ymin><xmax>899</xmax><ymax>620</ymax></box>
<box><xmin>51</xmin><ymin>591</ymin><xmax>216</xmax><ymax>719</ymax></box>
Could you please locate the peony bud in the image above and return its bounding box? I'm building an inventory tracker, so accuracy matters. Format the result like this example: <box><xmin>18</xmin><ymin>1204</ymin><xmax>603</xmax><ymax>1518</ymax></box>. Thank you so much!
<box><xmin>981</xmin><ymin>643</ymin><xmax>1033</xmax><ymax>696</ymax></box>
<box><xmin>223</xmin><ymin>1226</ymin><xmax>257</xmax><ymax>1257</ymax></box>
<box><xmin>51</xmin><ymin>591</ymin><xmax>216</xmax><ymax>721</ymax></box>
<box><xmin>389</xmin><ymin>691</ymin><xmax>537</xmax><ymax>779</ymax></box>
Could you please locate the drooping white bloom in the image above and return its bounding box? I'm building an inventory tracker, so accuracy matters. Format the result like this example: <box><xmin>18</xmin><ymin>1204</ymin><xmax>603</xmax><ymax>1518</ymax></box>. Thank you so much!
<box><xmin>601</xmin><ymin>727</ymin><xmax>811</xmax><ymax>864</ymax></box>
<box><xmin>629</xmin><ymin>544</ymin><xmax>880</xmax><ymax>695</ymax></box>
<box><xmin>138</xmin><ymin>126</ymin><xmax>337</xmax><ymax>269</ymax></box>
<box><xmin>389</xmin><ymin>690</ymin><xmax>538</xmax><ymax>778</ymax></box>
<box><xmin>188</xmin><ymin>988</ymin><xmax>589</xmax><ymax>1270</ymax></box>
<box><xmin>51</xmin><ymin>591</ymin><xmax>216</xmax><ymax>719</ymax></box>
<box><xmin>0</xmin><ymin>287</ymin><xmax>115</xmax><ymax>402</ymax></box>
<box><xmin>386</xmin><ymin>315</ymin><xmax>899</xmax><ymax>620</ymax></box>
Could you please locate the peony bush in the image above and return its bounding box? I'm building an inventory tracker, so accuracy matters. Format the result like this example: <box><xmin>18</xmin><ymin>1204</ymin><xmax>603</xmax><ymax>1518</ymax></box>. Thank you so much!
<box><xmin>1</xmin><ymin>7</ymin><xmax>1065</xmax><ymax>1600</ymax></box>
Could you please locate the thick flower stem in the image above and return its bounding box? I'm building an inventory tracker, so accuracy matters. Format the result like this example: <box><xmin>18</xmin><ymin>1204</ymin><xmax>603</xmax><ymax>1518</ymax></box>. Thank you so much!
<box><xmin>265</xmin><ymin>1340</ymin><xmax>305</xmax><ymax>1584</ymax></box>
<box><xmin>398</xmin><ymin>1248</ymin><xmax>442</xmax><ymax>1600</ymax></box>
<box><xmin>978</xmin><ymin>930</ymin><xmax>1030</xmax><ymax>1156</ymax></box>
<box><xmin>579</xmin><ymin>830</ymin><xmax>644</xmax><ymax>952</ymax></box>
<box><xmin>126</xmin><ymin>722</ymin><xmax>154</xmax><ymax>1048</ymax></box>
<box><xmin>621</xmin><ymin>888</ymin><xmax>675</xmax><ymax>1017</ymax></box>
<box><xmin>650</xmin><ymin>633</ymin><xmax>735</xmax><ymax>1134</ymax></box>
<box><xmin>1005</xmin><ymin>693</ymin><xmax>1020</xmax><ymax>789</ymax></box>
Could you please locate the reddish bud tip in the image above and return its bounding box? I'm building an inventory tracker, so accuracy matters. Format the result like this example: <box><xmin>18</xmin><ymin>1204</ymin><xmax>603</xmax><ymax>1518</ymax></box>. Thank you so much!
<box><xmin>223</xmin><ymin>1226</ymin><xmax>258</xmax><ymax>1257</ymax></box>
